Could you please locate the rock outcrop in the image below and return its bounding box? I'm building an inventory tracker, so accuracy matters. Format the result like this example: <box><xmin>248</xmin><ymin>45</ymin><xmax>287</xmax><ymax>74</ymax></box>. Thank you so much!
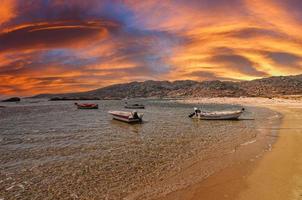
<box><xmin>1</xmin><ymin>97</ymin><xmax>21</xmax><ymax>102</ymax></box>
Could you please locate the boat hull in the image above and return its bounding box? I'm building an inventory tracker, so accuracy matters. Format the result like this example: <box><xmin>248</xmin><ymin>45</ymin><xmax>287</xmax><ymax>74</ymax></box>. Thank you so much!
<box><xmin>77</xmin><ymin>106</ymin><xmax>98</xmax><ymax>109</ymax></box>
<box><xmin>124</xmin><ymin>105</ymin><xmax>145</xmax><ymax>109</ymax></box>
<box><xmin>199</xmin><ymin>112</ymin><xmax>242</xmax><ymax>120</ymax></box>
<box><xmin>108</xmin><ymin>111</ymin><xmax>143</xmax><ymax>123</ymax></box>
<box><xmin>75</xmin><ymin>103</ymin><xmax>98</xmax><ymax>109</ymax></box>
<box><xmin>194</xmin><ymin>110</ymin><xmax>243</xmax><ymax>120</ymax></box>
<box><xmin>112</xmin><ymin>115</ymin><xmax>142</xmax><ymax>123</ymax></box>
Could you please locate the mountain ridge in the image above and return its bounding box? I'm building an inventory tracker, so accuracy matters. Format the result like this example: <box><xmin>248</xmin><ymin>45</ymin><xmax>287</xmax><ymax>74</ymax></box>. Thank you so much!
<box><xmin>32</xmin><ymin>74</ymin><xmax>302</xmax><ymax>99</ymax></box>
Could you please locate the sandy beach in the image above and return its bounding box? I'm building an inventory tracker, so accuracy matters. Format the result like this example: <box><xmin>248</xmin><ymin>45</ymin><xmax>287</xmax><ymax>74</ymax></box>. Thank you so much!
<box><xmin>159</xmin><ymin>97</ymin><xmax>302</xmax><ymax>200</ymax></box>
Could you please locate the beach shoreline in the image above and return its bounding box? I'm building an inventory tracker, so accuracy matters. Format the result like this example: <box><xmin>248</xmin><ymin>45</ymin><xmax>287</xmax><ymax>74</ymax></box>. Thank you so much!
<box><xmin>157</xmin><ymin>97</ymin><xmax>302</xmax><ymax>200</ymax></box>
<box><xmin>1</xmin><ymin>97</ymin><xmax>301</xmax><ymax>200</ymax></box>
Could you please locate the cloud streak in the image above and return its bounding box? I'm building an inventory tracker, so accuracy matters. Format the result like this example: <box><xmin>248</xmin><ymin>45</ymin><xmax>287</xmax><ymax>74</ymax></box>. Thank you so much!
<box><xmin>0</xmin><ymin>20</ymin><xmax>119</xmax><ymax>52</ymax></box>
<box><xmin>0</xmin><ymin>0</ymin><xmax>302</xmax><ymax>96</ymax></box>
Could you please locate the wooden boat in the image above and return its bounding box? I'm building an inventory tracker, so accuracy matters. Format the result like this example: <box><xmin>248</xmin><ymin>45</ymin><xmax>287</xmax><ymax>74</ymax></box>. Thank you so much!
<box><xmin>108</xmin><ymin>111</ymin><xmax>143</xmax><ymax>123</ymax></box>
<box><xmin>75</xmin><ymin>103</ymin><xmax>98</xmax><ymax>109</ymax></box>
<box><xmin>124</xmin><ymin>103</ymin><xmax>145</xmax><ymax>109</ymax></box>
<box><xmin>189</xmin><ymin>108</ymin><xmax>244</xmax><ymax>120</ymax></box>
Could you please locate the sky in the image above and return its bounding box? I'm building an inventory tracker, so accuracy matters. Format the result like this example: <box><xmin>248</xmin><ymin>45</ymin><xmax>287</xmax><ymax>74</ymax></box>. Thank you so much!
<box><xmin>1</xmin><ymin>0</ymin><xmax>302</xmax><ymax>96</ymax></box>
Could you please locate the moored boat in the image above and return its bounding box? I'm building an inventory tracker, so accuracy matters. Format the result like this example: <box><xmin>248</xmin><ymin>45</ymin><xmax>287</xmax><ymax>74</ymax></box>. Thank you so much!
<box><xmin>108</xmin><ymin>111</ymin><xmax>143</xmax><ymax>123</ymax></box>
<box><xmin>124</xmin><ymin>102</ymin><xmax>145</xmax><ymax>109</ymax></box>
<box><xmin>75</xmin><ymin>103</ymin><xmax>98</xmax><ymax>109</ymax></box>
<box><xmin>189</xmin><ymin>108</ymin><xmax>244</xmax><ymax>120</ymax></box>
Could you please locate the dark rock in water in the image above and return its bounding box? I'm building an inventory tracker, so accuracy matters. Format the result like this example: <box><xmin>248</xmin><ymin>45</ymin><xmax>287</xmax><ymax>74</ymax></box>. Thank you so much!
<box><xmin>2</xmin><ymin>97</ymin><xmax>21</xmax><ymax>102</ymax></box>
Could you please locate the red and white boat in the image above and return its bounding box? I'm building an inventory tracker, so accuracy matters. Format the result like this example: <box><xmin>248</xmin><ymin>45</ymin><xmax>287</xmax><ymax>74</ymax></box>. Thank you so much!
<box><xmin>108</xmin><ymin>111</ymin><xmax>143</xmax><ymax>123</ymax></box>
<box><xmin>75</xmin><ymin>103</ymin><xmax>98</xmax><ymax>109</ymax></box>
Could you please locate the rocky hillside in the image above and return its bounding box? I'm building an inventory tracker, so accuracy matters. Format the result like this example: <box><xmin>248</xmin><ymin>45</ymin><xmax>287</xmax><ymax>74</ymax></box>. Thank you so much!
<box><xmin>32</xmin><ymin>74</ymin><xmax>302</xmax><ymax>99</ymax></box>
<box><xmin>241</xmin><ymin>75</ymin><xmax>302</xmax><ymax>96</ymax></box>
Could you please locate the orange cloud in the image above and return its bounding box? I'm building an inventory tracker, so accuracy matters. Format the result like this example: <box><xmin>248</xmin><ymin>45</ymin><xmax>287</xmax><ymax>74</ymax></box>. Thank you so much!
<box><xmin>0</xmin><ymin>0</ymin><xmax>302</xmax><ymax>97</ymax></box>
<box><xmin>0</xmin><ymin>0</ymin><xmax>16</xmax><ymax>25</ymax></box>
<box><xmin>0</xmin><ymin>20</ymin><xmax>119</xmax><ymax>53</ymax></box>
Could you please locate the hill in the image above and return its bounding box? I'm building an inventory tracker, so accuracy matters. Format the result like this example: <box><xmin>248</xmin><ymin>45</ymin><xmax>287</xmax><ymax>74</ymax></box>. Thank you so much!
<box><xmin>32</xmin><ymin>74</ymin><xmax>302</xmax><ymax>100</ymax></box>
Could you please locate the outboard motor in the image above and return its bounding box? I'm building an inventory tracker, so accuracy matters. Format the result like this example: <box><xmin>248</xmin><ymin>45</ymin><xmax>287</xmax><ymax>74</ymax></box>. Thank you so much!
<box><xmin>132</xmin><ymin>111</ymin><xmax>139</xmax><ymax>119</ymax></box>
<box><xmin>189</xmin><ymin>107</ymin><xmax>200</xmax><ymax>118</ymax></box>
<box><xmin>188</xmin><ymin>112</ymin><xmax>195</xmax><ymax>118</ymax></box>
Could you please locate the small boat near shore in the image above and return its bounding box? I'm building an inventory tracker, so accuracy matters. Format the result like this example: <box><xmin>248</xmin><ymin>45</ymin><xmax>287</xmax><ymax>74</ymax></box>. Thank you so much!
<box><xmin>189</xmin><ymin>108</ymin><xmax>244</xmax><ymax>120</ymax></box>
<box><xmin>124</xmin><ymin>102</ymin><xmax>145</xmax><ymax>109</ymax></box>
<box><xmin>75</xmin><ymin>103</ymin><xmax>98</xmax><ymax>109</ymax></box>
<box><xmin>108</xmin><ymin>111</ymin><xmax>143</xmax><ymax>123</ymax></box>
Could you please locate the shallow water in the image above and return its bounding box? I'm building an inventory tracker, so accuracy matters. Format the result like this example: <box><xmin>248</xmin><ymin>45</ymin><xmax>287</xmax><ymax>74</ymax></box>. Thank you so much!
<box><xmin>0</xmin><ymin>99</ymin><xmax>281</xmax><ymax>200</ymax></box>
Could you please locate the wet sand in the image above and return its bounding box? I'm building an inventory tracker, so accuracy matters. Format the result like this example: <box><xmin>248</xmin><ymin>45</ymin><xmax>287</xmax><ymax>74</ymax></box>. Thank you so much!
<box><xmin>159</xmin><ymin>98</ymin><xmax>302</xmax><ymax>200</ymax></box>
<box><xmin>236</xmin><ymin>105</ymin><xmax>302</xmax><ymax>200</ymax></box>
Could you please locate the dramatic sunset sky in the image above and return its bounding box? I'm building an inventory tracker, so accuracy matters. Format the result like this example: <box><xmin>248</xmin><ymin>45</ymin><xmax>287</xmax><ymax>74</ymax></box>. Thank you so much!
<box><xmin>1</xmin><ymin>0</ymin><xmax>302</xmax><ymax>96</ymax></box>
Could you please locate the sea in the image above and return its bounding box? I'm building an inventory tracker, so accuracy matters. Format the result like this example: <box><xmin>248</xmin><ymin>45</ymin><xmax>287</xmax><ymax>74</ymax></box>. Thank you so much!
<box><xmin>0</xmin><ymin>99</ymin><xmax>281</xmax><ymax>200</ymax></box>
